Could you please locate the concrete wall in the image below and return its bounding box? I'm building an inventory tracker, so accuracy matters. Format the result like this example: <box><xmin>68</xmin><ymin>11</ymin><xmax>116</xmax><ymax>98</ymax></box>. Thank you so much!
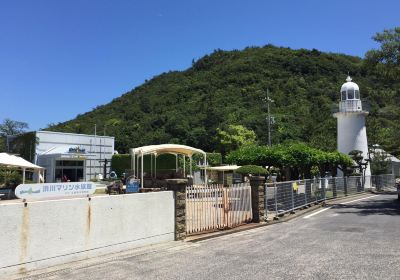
<box><xmin>0</xmin><ymin>192</ymin><xmax>174</xmax><ymax>276</ymax></box>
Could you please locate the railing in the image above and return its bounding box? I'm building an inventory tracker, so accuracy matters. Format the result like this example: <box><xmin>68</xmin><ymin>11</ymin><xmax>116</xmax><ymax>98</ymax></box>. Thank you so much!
<box><xmin>332</xmin><ymin>100</ymin><xmax>370</xmax><ymax>113</ymax></box>
<box><xmin>265</xmin><ymin>174</ymin><xmax>395</xmax><ymax>220</ymax></box>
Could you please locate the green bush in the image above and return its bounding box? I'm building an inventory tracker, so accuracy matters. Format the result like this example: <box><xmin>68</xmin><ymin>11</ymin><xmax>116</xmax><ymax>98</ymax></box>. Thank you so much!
<box><xmin>111</xmin><ymin>153</ymin><xmax>182</xmax><ymax>177</ymax></box>
<box><xmin>236</xmin><ymin>165</ymin><xmax>268</xmax><ymax>176</ymax></box>
<box><xmin>111</xmin><ymin>154</ymin><xmax>131</xmax><ymax>177</ymax></box>
<box><xmin>0</xmin><ymin>168</ymin><xmax>22</xmax><ymax>188</ymax></box>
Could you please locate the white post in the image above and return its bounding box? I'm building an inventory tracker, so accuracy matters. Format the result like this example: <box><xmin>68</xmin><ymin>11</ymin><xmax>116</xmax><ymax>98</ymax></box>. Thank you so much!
<box><xmin>183</xmin><ymin>154</ymin><xmax>186</xmax><ymax>177</ymax></box>
<box><xmin>141</xmin><ymin>151</ymin><xmax>144</xmax><ymax>189</ymax></box>
<box><xmin>22</xmin><ymin>168</ymin><xmax>26</xmax><ymax>184</ymax></box>
<box><xmin>136</xmin><ymin>154</ymin><xmax>139</xmax><ymax>178</ymax></box>
<box><xmin>175</xmin><ymin>154</ymin><xmax>178</xmax><ymax>172</ymax></box>
<box><xmin>190</xmin><ymin>156</ymin><xmax>192</xmax><ymax>176</ymax></box>
<box><xmin>150</xmin><ymin>154</ymin><xmax>153</xmax><ymax>177</ymax></box>
<box><xmin>131</xmin><ymin>149</ymin><xmax>136</xmax><ymax>175</ymax></box>
<box><xmin>204</xmin><ymin>153</ymin><xmax>207</xmax><ymax>186</ymax></box>
<box><xmin>37</xmin><ymin>170</ymin><xmax>40</xmax><ymax>183</ymax></box>
<box><xmin>155</xmin><ymin>154</ymin><xmax>157</xmax><ymax>179</ymax></box>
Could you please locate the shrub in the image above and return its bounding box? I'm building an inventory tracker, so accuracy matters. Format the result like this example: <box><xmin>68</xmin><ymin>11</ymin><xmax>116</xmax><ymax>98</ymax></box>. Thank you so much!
<box><xmin>236</xmin><ymin>165</ymin><xmax>268</xmax><ymax>176</ymax></box>
<box><xmin>0</xmin><ymin>168</ymin><xmax>22</xmax><ymax>188</ymax></box>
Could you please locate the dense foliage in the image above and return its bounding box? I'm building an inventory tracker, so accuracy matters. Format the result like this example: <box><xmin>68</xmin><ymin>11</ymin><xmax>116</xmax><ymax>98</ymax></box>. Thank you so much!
<box><xmin>226</xmin><ymin>143</ymin><xmax>353</xmax><ymax>180</ymax></box>
<box><xmin>48</xmin><ymin>33</ymin><xmax>400</xmax><ymax>157</ymax></box>
<box><xmin>236</xmin><ymin>165</ymin><xmax>268</xmax><ymax>176</ymax></box>
<box><xmin>0</xmin><ymin>119</ymin><xmax>30</xmax><ymax>153</ymax></box>
<box><xmin>0</xmin><ymin>168</ymin><xmax>22</xmax><ymax>188</ymax></box>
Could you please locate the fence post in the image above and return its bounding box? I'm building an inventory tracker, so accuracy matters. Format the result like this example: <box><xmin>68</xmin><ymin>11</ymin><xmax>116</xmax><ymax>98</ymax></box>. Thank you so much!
<box><xmin>249</xmin><ymin>176</ymin><xmax>266</xmax><ymax>223</ymax></box>
<box><xmin>165</xmin><ymin>179</ymin><xmax>187</xmax><ymax>240</ymax></box>
<box><xmin>304</xmin><ymin>180</ymin><xmax>308</xmax><ymax>206</ymax></box>
<box><xmin>333</xmin><ymin>178</ymin><xmax>337</xmax><ymax>198</ymax></box>
<box><xmin>264</xmin><ymin>184</ymin><xmax>268</xmax><ymax>220</ymax></box>
<box><xmin>290</xmin><ymin>183</ymin><xmax>295</xmax><ymax>214</ymax></box>
<box><xmin>314</xmin><ymin>177</ymin><xmax>318</xmax><ymax>204</ymax></box>
<box><xmin>274</xmin><ymin>182</ymin><xmax>278</xmax><ymax>218</ymax></box>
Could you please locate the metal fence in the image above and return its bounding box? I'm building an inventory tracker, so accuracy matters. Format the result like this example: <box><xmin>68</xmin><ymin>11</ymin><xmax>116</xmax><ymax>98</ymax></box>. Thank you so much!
<box><xmin>186</xmin><ymin>183</ymin><xmax>252</xmax><ymax>235</ymax></box>
<box><xmin>265</xmin><ymin>174</ymin><xmax>395</xmax><ymax>220</ymax></box>
<box><xmin>370</xmin><ymin>174</ymin><xmax>396</xmax><ymax>191</ymax></box>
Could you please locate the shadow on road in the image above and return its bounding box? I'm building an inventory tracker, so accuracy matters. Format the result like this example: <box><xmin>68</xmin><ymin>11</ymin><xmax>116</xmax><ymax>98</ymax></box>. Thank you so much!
<box><xmin>332</xmin><ymin>195</ymin><xmax>400</xmax><ymax>216</ymax></box>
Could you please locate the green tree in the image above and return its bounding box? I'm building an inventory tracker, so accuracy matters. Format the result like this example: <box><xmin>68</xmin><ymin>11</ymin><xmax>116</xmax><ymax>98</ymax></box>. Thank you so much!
<box><xmin>226</xmin><ymin>143</ymin><xmax>352</xmax><ymax>180</ymax></box>
<box><xmin>0</xmin><ymin>118</ymin><xmax>29</xmax><ymax>136</ymax></box>
<box><xmin>216</xmin><ymin>124</ymin><xmax>257</xmax><ymax>156</ymax></box>
<box><xmin>365</xmin><ymin>27</ymin><xmax>400</xmax><ymax>81</ymax></box>
<box><xmin>0</xmin><ymin>118</ymin><xmax>29</xmax><ymax>153</ymax></box>
<box><xmin>370</xmin><ymin>150</ymin><xmax>391</xmax><ymax>175</ymax></box>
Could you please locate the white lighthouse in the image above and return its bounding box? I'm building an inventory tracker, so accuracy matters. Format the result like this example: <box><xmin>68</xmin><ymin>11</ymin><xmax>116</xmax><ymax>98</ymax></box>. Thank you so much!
<box><xmin>333</xmin><ymin>76</ymin><xmax>371</xmax><ymax>177</ymax></box>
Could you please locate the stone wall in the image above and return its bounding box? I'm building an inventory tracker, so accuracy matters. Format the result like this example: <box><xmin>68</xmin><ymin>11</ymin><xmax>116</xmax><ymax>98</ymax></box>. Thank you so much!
<box><xmin>165</xmin><ymin>179</ymin><xmax>187</xmax><ymax>240</ymax></box>
<box><xmin>250</xmin><ymin>176</ymin><xmax>266</xmax><ymax>223</ymax></box>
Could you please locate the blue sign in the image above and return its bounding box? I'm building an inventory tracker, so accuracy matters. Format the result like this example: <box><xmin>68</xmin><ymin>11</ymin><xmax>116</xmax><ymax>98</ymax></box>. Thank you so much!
<box><xmin>126</xmin><ymin>178</ymin><xmax>140</xmax><ymax>193</ymax></box>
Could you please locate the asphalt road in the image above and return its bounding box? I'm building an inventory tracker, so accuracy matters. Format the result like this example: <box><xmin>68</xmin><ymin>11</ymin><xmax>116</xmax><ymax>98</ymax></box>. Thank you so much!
<box><xmin>17</xmin><ymin>194</ymin><xmax>400</xmax><ymax>280</ymax></box>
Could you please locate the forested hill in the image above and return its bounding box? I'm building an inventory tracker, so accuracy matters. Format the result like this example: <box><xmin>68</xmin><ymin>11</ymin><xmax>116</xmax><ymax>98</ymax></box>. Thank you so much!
<box><xmin>48</xmin><ymin>45</ymin><xmax>400</xmax><ymax>156</ymax></box>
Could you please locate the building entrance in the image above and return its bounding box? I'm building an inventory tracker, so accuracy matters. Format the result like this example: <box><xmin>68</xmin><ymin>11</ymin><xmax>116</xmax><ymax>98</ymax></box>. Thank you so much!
<box><xmin>55</xmin><ymin>160</ymin><xmax>85</xmax><ymax>182</ymax></box>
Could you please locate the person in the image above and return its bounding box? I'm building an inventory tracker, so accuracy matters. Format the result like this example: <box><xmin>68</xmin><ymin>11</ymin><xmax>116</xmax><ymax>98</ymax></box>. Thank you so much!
<box><xmin>62</xmin><ymin>175</ymin><xmax>68</xmax><ymax>182</ymax></box>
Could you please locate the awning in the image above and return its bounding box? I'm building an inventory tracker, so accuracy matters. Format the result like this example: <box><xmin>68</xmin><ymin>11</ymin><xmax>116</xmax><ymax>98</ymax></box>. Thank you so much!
<box><xmin>130</xmin><ymin>144</ymin><xmax>205</xmax><ymax>157</ymax></box>
<box><xmin>0</xmin><ymin>153</ymin><xmax>45</xmax><ymax>183</ymax></box>
<box><xmin>0</xmin><ymin>153</ymin><xmax>44</xmax><ymax>170</ymax></box>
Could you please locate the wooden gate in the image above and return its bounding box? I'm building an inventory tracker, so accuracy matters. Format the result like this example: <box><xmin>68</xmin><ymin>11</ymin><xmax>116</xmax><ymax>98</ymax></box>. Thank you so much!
<box><xmin>186</xmin><ymin>183</ymin><xmax>252</xmax><ymax>235</ymax></box>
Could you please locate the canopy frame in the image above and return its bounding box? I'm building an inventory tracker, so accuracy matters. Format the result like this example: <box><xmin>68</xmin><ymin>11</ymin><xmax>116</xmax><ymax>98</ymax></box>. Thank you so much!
<box><xmin>129</xmin><ymin>144</ymin><xmax>207</xmax><ymax>188</ymax></box>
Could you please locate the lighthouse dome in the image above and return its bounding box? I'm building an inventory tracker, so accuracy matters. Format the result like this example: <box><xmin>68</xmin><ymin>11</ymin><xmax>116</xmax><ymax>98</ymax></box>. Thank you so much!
<box><xmin>340</xmin><ymin>76</ymin><xmax>360</xmax><ymax>100</ymax></box>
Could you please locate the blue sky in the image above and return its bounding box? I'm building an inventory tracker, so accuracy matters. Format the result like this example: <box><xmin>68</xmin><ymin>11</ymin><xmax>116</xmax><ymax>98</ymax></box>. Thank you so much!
<box><xmin>1</xmin><ymin>0</ymin><xmax>399</xmax><ymax>131</ymax></box>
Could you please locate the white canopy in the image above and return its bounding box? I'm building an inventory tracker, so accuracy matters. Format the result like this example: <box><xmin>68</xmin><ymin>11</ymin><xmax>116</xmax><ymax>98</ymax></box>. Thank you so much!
<box><xmin>130</xmin><ymin>144</ymin><xmax>205</xmax><ymax>157</ymax></box>
<box><xmin>129</xmin><ymin>144</ymin><xmax>207</xmax><ymax>188</ymax></box>
<box><xmin>0</xmin><ymin>153</ymin><xmax>45</xmax><ymax>183</ymax></box>
<box><xmin>0</xmin><ymin>153</ymin><xmax>44</xmax><ymax>170</ymax></box>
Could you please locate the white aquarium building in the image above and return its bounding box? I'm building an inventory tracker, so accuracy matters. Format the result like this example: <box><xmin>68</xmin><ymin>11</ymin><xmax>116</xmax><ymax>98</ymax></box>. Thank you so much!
<box><xmin>333</xmin><ymin>76</ymin><xmax>371</xmax><ymax>177</ymax></box>
<box><xmin>35</xmin><ymin>131</ymin><xmax>115</xmax><ymax>183</ymax></box>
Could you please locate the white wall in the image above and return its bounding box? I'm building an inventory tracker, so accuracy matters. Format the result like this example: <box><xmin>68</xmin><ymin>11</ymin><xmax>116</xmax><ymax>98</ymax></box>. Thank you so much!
<box><xmin>336</xmin><ymin>112</ymin><xmax>371</xmax><ymax>177</ymax></box>
<box><xmin>0</xmin><ymin>192</ymin><xmax>174</xmax><ymax>277</ymax></box>
<box><xmin>36</xmin><ymin>131</ymin><xmax>115</xmax><ymax>181</ymax></box>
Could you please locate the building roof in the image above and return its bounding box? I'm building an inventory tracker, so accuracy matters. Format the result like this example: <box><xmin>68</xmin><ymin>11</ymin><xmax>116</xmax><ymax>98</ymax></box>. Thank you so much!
<box><xmin>341</xmin><ymin>76</ymin><xmax>360</xmax><ymax>93</ymax></box>
<box><xmin>371</xmin><ymin>147</ymin><xmax>400</xmax><ymax>163</ymax></box>
<box><xmin>37</xmin><ymin>130</ymin><xmax>115</xmax><ymax>139</ymax></box>
<box><xmin>130</xmin><ymin>144</ymin><xmax>205</xmax><ymax>157</ymax></box>
<box><xmin>0</xmin><ymin>153</ymin><xmax>44</xmax><ymax>170</ymax></box>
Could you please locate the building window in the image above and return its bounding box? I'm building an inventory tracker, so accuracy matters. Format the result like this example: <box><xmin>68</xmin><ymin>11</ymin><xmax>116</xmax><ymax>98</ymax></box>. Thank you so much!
<box><xmin>347</xmin><ymin>89</ymin><xmax>354</xmax><ymax>99</ymax></box>
<box><xmin>355</xmin><ymin>90</ymin><xmax>360</xmax><ymax>99</ymax></box>
<box><xmin>341</xmin><ymin>91</ymin><xmax>346</xmax><ymax>100</ymax></box>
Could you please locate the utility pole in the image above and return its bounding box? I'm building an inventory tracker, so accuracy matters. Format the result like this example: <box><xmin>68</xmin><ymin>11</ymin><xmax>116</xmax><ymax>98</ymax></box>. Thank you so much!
<box><xmin>263</xmin><ymin>89</ymin><xmax>274</xmax><ymax>146</ymax></box>
<box><xmin>94</xmin><ymin>124</ymin><xmax>97</xmax><ymax>179</ymax></box>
